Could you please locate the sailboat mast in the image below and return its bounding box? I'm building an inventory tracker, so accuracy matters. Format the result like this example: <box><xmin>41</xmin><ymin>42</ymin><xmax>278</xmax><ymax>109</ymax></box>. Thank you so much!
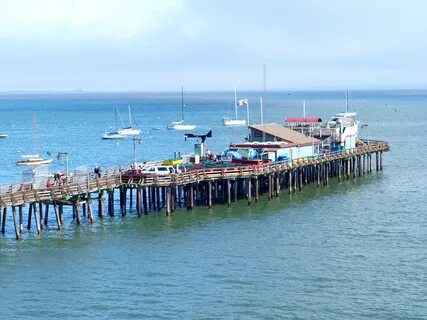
<box><xmin>346</xmin><ymin>89</ymin><xmax>349</xmax><ymax>113</ymax></box>
<box><xmin>33</xmin><ymin>113</ymin><xmax>40</xmax><ymax>156</ymax></box>
<box><xmin>181</xmin><ymin>86</ymin><xmax>184</xmax><ymax>122</ymax></box>
<box><xmin>115</xmin><ymin>107</ymin><xmax>118</xmax><ymax>131</ymax></box>
<box><xmin>303</xmin><ymin>100</ymin><xmax>306</xmax><ymax>118</ymax></box>
<box><xmin>128</xmin><ymin>105</ymin><xmax>132</xmax><ymax>127</ymax></box>
<box><xmin>234</xmin><ymin>87</ymin><xmax>238</xmax><ymax>120</ymax></box>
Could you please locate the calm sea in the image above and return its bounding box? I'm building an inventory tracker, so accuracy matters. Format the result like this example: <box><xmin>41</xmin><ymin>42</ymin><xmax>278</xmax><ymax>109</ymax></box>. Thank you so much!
<box><xmin>0</xmin><ymin>90</ymin><xmax>426</xmax><ymax>319</ymax></box>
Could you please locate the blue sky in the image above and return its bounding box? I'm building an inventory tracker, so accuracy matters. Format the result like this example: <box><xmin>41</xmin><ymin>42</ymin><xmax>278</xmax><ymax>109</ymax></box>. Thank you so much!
<box><xmin>0</xmin><ymin>0</ymin><xmax>426</xmax><ymax>91</ymax></box>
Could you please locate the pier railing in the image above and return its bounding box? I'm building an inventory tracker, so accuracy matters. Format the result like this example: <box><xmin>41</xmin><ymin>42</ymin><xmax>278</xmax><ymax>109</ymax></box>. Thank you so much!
<box><xmin>0</xmin><ymin>141</ymin><xmax>389</xmax><ymax>208</ymax></box>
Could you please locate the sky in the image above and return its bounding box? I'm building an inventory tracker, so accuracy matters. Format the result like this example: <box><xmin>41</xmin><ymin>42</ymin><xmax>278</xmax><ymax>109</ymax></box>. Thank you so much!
<box><xmin>0</xmin><ymin>0</ymin><xmax>426</xmax><ymax>91</ymax></box>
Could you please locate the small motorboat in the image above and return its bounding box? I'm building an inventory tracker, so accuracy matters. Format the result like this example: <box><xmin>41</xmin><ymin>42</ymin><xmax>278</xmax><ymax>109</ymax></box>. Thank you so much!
<box><xmin>0</xmin><ymin>133</ymin><xmax>8</xmax><ymax>138</ymax></box>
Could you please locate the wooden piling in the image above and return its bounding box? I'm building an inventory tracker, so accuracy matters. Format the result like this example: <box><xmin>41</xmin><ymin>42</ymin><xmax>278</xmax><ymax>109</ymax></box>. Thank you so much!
<box><xmin>98</xmin><ymin>190</ymin><xmax>105</xmax><ymax>219</ymax></box>
<box><xmin>143</xmin><ymin>188</ymin><xmax>148</xmax><ymax>215</ymax></box>
<box><xmin>87</xmin><ymin>199</ymin><xmax>94</xmax><ymax>224</ymax></box>
<box><xmin>166</xmin><ymin>187</ymin><xmax>171</xmax><ymax>216</ymax></box>
<box><xmin>54</xmin><ymin>203</ymin><xmax>61</xmax><ymax>230</ymax></box>
<box><xmin>19</xmin><ymin>206</ymin><xmax>24</xmax><ymax>233</ymax></box>
<box><xmin>44</xmin><ymin>204</ymin><xmax>49</xmax><ymax>226</ymax></box>
<box><xmin>247</xmin><ymin>178</ymin><xmax>252</xmax><ymax>205</ymax></box>
<box><xmin>27</xmin><ymin>203</ymin><xmax>33</xmax><ymax>230</ymax></box>
<box><xmin>1</xmin><ymin>207</ymin><xmax>6</xmax><ymax>234</ymax></box>
<box><xmin>12</xmin><ymin>206</ymin><xmax>20</xmax><ymax>240</ymax></box>
<box><xmin>33</xmin><ymin>202</ymin><xmax>41</xmax><ymax>234</ymax></box>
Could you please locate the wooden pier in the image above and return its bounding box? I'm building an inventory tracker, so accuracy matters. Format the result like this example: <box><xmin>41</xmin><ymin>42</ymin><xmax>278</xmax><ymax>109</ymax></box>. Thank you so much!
<box><xmin>0</xmin><ymin>141</ymin><xmax>389</xmax><ymax>240</ymax></box>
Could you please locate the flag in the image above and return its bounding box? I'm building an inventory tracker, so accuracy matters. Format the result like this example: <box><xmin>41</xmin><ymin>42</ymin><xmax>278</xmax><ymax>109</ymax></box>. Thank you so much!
<box><xmin>237</xmin><ymin>99</ymin><xmax>248</xmax><ymax>107</ymax></box>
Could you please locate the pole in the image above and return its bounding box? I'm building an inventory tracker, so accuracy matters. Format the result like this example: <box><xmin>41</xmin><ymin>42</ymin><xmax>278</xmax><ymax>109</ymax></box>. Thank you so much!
<box><xmin>234</xmin><ymin>87</ymin><xmax>238</xmax><ymax>120</ymax></box>
<box><xmin>303</xmin><ymin>100</ymin><xmax>306</xmax><ymax>118</ymax></box>
<box><xmin>246</xmin><ymin>102</ymin><xmax>250</xmax><ymax>126</ymax></box>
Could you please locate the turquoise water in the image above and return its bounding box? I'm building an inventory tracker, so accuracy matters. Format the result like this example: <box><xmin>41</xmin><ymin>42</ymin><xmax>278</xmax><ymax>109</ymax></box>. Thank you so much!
<box><xmin>0</xmin><ymin>90</ymin><xmax>426</xmax><ymax>319</ymax></box>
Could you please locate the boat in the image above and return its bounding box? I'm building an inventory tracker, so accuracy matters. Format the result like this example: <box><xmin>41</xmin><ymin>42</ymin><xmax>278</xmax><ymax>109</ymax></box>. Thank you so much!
<box><xmin>102</xmin><ymin>132</ymin><xmax>127</xmax><ymax>139</ymax></box>
<box><xmin>167</xmin><ymin>87</ymin><xmax>196</xmax><ymax>130</ymax></box>
<box><xmin>223</xmin><ymin>88</ymin><xmax>248</xmax><ymax>127</ymax></box>
<box><xmin>336</xmin><ymin>90</ymin><xmax>357</xmax><ymax>118</ymax></box>
<box><xmin>16</xmin><ymin>114</ymin><xmax>52</xmax><ymax>166</ymax></box>
<box><xmin>102</xmin><ymin>106</ymin><xmax>140</xmax><ymax>139</ymax></box>
<box><xmin>0</xmin><ymin>133</ymin><xmax>8</xmax><ymax>138</ymax></box>
<box><xmin>117</xmin><ymin>106</ymin><xmax>141</xmax><ymax>136</ymax></box>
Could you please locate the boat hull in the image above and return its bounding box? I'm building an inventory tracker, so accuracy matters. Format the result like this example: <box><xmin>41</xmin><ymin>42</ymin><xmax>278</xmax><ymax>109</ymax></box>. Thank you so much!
<box><xmin>102</xmin><ymin>132</ymin><xmax>127</xmax><ymax>139</ymax></box>
<box><xmin>167</xmin><ymin>122</ymin><xmax>196</xmax><ymax>130</ymax></box>
<box><xmin>117</xmin><ymin>128</ymin><xmax>141</xmax><ymax>136</ymax></box>
<box><xmin>222</xmin><ymin>118</ymin><xmax>247</xmax><ymax>127</ymax></box>
<box><xmin>16</xmin><ymin>158</ymin><xmax>53</xmax><ymax>166</ymax></box>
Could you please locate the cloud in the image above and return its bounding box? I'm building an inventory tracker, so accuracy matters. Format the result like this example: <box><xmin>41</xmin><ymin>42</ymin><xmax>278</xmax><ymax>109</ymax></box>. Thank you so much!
<box><xmin>0</xmin><ymin>0</ymin><xmax>184</xmax><ymax>40</ymax></box>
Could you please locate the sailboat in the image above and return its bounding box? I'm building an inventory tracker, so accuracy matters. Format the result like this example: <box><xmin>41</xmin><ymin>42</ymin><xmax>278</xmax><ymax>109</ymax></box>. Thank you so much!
<box><xmin>335</xmin><ymin>89</ymin><xmax>357</xmax><ymax>118</ymax></box>
<box><xmin>16</xmin><ymin>114</ymin><xmax>52</xmax><ymax>166</ymax></box>
<box><xmin>223</xmin><ymin>87</ymin><xmax>248</xmax><ymax>126</ymax></box>
<box><xmin>117</xmin><ymin>106</ymin><xmax>141</xmax><ymax>136</ymax></box>
<box><xmin>102</xmin><ymin>106</ymin><xmax>139</xmax><ymax>139</ymax></box>
<box><xmin>167</xmin><ymin>86</ymin><xmax>196</xmax><ymax>130</ymax></box>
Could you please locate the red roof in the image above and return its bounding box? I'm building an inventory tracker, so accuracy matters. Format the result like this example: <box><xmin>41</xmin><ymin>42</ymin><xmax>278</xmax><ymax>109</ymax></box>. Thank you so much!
<box><xmin>284</xmin><ymin>117</ymin><xmax>322</xmax><ymax>123</ymax></box>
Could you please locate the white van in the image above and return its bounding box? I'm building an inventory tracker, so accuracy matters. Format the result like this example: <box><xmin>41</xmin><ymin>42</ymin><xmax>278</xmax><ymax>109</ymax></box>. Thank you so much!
<box><xmin>142</xmin><ymin>165</ymin><xmax>176</xmax><ymax>176</ymax></box>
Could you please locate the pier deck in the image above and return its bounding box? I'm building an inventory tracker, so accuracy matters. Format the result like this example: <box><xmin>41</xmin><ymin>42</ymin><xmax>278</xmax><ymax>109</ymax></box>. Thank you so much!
<box><xmin>0</xmin><ymin>141</ymin><xmax>389</xmax><ymax>239</ymax></box>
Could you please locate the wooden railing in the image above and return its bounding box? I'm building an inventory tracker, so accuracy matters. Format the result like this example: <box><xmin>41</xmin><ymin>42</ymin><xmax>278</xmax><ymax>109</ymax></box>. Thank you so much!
<box><xmin>0</xmin><ymin>142</ymin><xmax>389</xmax><ymax>208</ymax></box>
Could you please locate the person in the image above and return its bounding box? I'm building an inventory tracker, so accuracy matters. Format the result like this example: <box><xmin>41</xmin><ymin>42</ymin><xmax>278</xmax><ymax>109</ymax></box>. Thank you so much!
<box><xmin>94</xmin><ymin>166</ymin><xmax>102</xmax><ymax>178</ymax></box>
<box><xmin>46</xmin><ymin>179</ymin><xmax>53</xmax><ymax>189</ymax></box>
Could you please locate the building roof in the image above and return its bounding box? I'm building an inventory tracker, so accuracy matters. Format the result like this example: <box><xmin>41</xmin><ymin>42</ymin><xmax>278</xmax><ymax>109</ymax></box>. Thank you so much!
<box><xmin>284</xmin><ymin>117</ymin><xmax>322</xmax><ymax>123</ymax></box>
<box><xmin>249</xmin><ymin>123</ymin><xmax>320</xmax><ymax>145</ymax></box>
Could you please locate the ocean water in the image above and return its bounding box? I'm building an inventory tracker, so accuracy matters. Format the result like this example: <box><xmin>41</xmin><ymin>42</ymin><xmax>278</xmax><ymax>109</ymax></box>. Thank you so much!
<box><xmin>0</xmin><ymin>90</ymin><xmax>426</xmax><ymax>319</ymax></box>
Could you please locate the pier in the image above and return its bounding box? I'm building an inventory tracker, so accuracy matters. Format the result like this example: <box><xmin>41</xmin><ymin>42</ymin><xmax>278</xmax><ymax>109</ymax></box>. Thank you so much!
<box><xmin>0</xmin><ymin>141</ymin><xmax>389</xmax><ymax>240</ymax></box>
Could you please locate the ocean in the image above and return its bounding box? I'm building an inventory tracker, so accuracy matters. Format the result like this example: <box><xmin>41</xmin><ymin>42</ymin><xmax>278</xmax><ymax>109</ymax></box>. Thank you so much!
<box><xmin>0</xmin><ymin>90</ymin><xmax>426</xmax><ymax>319</ymax></box>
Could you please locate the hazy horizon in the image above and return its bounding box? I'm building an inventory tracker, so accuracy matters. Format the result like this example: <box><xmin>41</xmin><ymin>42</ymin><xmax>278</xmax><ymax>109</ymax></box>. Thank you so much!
<box><xmin>1</xmin><ymin>0</ymin><xmax>426</xmax><ymax>91</ymax></box>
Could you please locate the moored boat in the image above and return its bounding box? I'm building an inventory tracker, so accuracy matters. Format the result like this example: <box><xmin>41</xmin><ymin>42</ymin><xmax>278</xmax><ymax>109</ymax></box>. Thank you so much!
<box><xmin>167</xmin><ymin>86</ymin><xmax>197</xmax><ymax>130</ymax></box>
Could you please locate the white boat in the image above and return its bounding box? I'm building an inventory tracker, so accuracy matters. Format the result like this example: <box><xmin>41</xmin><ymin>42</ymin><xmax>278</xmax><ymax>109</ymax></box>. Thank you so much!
<box><xmin>167</xmin><ymin>121</ymin><xmax>197</xmax><ymax>130</ymax></box>
<box><xmin>167</xmin><ymin>86</ymin><xmax>196</xmax><ymax>130</ymax></box>
<box><xmin>103</xmin><ymin>106</ymin><xmax>140</xmax><ymax>139</ymax></box>
<box><xmin>16</xmin><ymin>114</ymin><xmax>52</xmax><ymax>166</ymax></box>
<box><xmin>117</xmin><ymin>106</ymin><xmax>140</xmax><ymax>136</ymax></box>
<box><xmin>336</xmin><ymin>90</ymin><xmax>357</xmax><ymax>118</ymax></box>
<box><xmin>102</xmin><ymin>132</ymin><xmax>127</xmax><ymax>139</ymax></box>
<box><xmin>223</xmin><ymin>88</ymin><xmax>248</xmax><ymax>127</ymax></box>
<box><xmin>0</xmin><ymin>133</ymin><xmax>8</xmax><ymax>138</ymax></box>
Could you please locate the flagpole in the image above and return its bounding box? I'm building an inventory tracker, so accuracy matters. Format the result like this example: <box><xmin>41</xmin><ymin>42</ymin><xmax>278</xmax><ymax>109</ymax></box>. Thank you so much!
<box><xmin>246</xmin><ymin>101</ymin><xmax>250</xmax><ymax>126</ymax></box>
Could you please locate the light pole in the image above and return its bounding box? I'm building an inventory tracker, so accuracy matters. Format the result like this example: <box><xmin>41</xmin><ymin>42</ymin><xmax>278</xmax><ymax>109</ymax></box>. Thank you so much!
<box><xmin>57</xmin><ymin>151</ymin><xmax>69</xmax><ymax>177</ymax></box>
<box><xmin>361</xmin><ymin>124</ymin><xmax>369</xmax><ymax>145</ymax></box>
<box><xmin>132</xmin><ymin>136</ymin><xmax>143</xmax><ymax>166</ymax></box>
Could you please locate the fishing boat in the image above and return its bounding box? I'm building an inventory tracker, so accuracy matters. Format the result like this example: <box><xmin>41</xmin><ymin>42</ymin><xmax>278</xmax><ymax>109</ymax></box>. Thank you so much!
<box><xmin>16</xmin><ymin>114</ymin><xmax>52</xmax><ymax>166</ymax></box>
<box><xmin>222</xmin><ymin>88</ymin><xmax>248</xmax><ymax>127</ymax></box>
<box><xmin>167</xmin><ymin>87</ymin><xmax>196</xmax><ymax>130</ymax></box>
<box><xmin>117</xmin><ymin>106</ymin><xmax>141</xmax><ymax>136</ymax></box>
